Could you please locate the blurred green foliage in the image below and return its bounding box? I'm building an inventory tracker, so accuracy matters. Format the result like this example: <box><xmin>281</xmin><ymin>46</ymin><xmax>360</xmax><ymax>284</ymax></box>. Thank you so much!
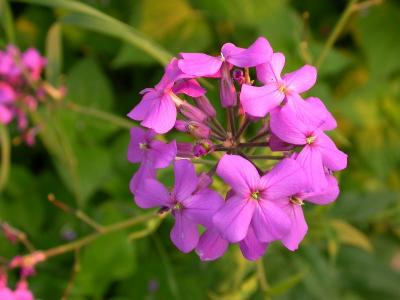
<box><xmin>1</xmin><ymin>0</ymin><xmax>400</xmax><ymax>299</ymax></box>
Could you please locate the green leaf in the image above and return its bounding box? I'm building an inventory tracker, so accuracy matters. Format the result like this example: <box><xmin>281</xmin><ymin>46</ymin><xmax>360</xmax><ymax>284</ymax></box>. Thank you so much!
<box><xmin>0</xmin><ymin>0</ymin><xmax>15</xmax><ymax>43</ymax></box>
<box><xmin>0</xmin><ymin>124</ymin><xmax>10</xmax><ymax>193</ymax></box>
<box><xmin>330</xmin><ymin>219</ymin><xmax>373</xmax><ymax>253</ymax></box>
<box><xmin>113</xmin><ymin>0</ymin><xmax>211</xmax><ymax>67</ymax></box>
<box><xmin>73</xmin><ymin>233</ymin><xmax>136</xmax><ymax>298</ymax></box>
<box><xmin>354</xmin><ymin>2</ymin><xmax>400</xmax><ymax>78</ymax></box>
<box><xmin>45</xmin><ymin>22</ymin><xmax>63</xmax><ymax>85</ymax></box>
<box><xmin>66</xmin><ymin>58</ymin><xmax>113</xmax><ymax>110</ymax></box>
<box><xmin>13</xmin><ymin>0</ymin><xmax>172</xmax><ymax>65</ymax></box>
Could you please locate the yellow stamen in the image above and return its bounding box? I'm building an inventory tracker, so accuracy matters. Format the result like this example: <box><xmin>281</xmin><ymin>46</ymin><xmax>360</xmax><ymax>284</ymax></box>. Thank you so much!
<box><xmin>290</xmin><ymin>197</ymin><xmax>304</xmax><ymax>206</ymax></box>
<box><xmin>251</xmin><ymin>191</ymin><xmax>260</xmax><ymax>200</ymax></box>
<box><xmin>306</xmin><ymin>135</ymin><xmax>316</xmax><ymax>144</ymax></box>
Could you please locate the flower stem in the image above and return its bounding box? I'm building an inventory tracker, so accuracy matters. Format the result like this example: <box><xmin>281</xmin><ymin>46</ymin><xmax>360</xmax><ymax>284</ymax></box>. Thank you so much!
<box><xmin>48</xmin><ymin>194</ymin><xmax>105</xmax><ymax>232</ymax></box>
<box><xmin>227</xmin><ymin>107</ymin><xmax>236</xmax><ymax>136</ymax></box>
<box><xmin>235</xmin><ymin>117</ymin><xmax>250</xmax><ymax>141</ymax></box>
<box><xmin>0</xmin><ymin>124</ymin><xmax>11</xmax><ymax>192</ymax></box>
<box><xmin>247</xmin><ymin>155</ymin><xmax>284</xmax><ymax>160</ymax></box>
<box><xmin>42</xmin><ymin>211</ymin><xmax>160</xmax><ymax>259</ymax></box>
<box><xmin>238</xmin><ymin>142</ymin><xmax>269</xmax><ymax>148</ymax></box>
<box><xmin>66</xmin><ymin>101</ymin><xmax>135</xmax><ymax>130</ymax></box>
<box><xmin>315</xmin><ymin>0</ymin><xmax>358</xmax><ymax>69</ymax></box>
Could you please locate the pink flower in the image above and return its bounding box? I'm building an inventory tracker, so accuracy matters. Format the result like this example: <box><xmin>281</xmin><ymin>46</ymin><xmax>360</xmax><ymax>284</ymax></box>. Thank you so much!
<box><xmin>134</xmin><ymin>160</ymin><xmax>223</xmax><ymax>252</ymax></box>
<box><xmin>240</xmin><ymin>52</ymin><xmax>317</xmax><ymax>117</ymax></box>
<box><xmin>14</xmin><ymin>280</ymin><xmax>34</xmax><ymax>300</ymax></box>
<box><xmin>22</xmin><ymin>48</ymin><xmax>46</xmax><ymax>81</ymax></box>
<box><xmin>178</xmin><ymin>37</ymin><xmax>272</xmax><ymax>77</ymax></box>
<box><xmin>127</xmin><ymin>127</ymin><xmax>176</xmax><ymax>168</ymax></box>
<box><xmin>128</xmin><ymin>59</ymin><xmax>205</xmax><ymax>134</ymax></box>
<box><xmin>0</xmin><ymin>275</ymin><xmax>14</xmax><ymax>300</ymax></box>
<box><xmin>213</xmin><ymin>155</ymin><xmax>308</xmax><ymax>243</ymax></box>
<box><xmin>270</xmin><ymin>101</ymin><xmax>347</xmax><ymax>190</ymax></box>
<box><xmin>277</xmin><ymin>174</ymin><xmax>339</xmax><ymax>251</ymax></box>
<box><xmin>0</xmin><ymin>82</ymin><xmax>16</xmax><ymax>124</ymax></box>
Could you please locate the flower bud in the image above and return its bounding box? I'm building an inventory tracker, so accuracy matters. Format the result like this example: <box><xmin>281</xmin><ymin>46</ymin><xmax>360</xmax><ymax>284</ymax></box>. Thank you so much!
<box><xmin>174</xmin><ymin>120</ymin><xmax>188</xmax><ymax>132</ymax></box>
<box><xmin>232</xmin><ymin>68</ymin><xmax>245</xmax><ymax>85</ymax></box>
<box><xmin>187</xmin><ymin>121</ymin><xmax>210</xmax><ymax>139</ymax></box>
<box><xmin>196</xmin><ymin>172</ymin><xmax>212</xmax><ymax>191</ymax></box>
<box><xmin>194</xmin><ymin>139</ymin><xmax>213</xmax><ymax>157</ymax></box>
<box><xmin>195</xmin><ymin>95</ymin><xmax>216</xmax><ymax>118</ymax></box>
<box><xmin>220</xmin><ymin>62</ymin><xmax>237</xmax><ymax>107</ymax></box>
<box><xmin>177</xmin><ymin>142</ymin><xmax>194</xmax><ymax>158</ymax></box>
<box><xmin>179</xmin><ymin>102</ymin><xmax>207</xmax><ymax>122</ymax></box>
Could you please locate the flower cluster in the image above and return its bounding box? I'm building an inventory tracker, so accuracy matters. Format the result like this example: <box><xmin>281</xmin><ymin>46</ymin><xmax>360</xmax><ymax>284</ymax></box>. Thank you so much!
<box><xmin>0</xmin><ymin>272</ymin><xmax>35</xmax><ymax>300</ymax></box>
<box><xmin>127</xmin><ymin>37</ymin><xmax>347</xmax><ymax>261</ymax></box>
<box><xmin>0</xmin><ymin>45</ymin><xmax>48</xmax><ymax>145</ymax></box>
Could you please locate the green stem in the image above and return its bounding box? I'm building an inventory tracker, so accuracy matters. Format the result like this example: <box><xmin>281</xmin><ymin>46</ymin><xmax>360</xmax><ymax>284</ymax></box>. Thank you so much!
<box><xmin>0</xmin><ymin>124</ymin><xmax>11</xmax><ymax>192</ymax></box>
<box><xmin>315</xmin><ymin>0</ymin><xmax>358</xmax><ymax>69</ymax></box>
<box><xmin>66</xmin><ymin>101</ymin><xmax>134</xmax><ymax>130</ymax></box>
<box><xmin>42</xmin><ymin>211</ymin><xmax>160</xmax><ymax>259</ymax></box>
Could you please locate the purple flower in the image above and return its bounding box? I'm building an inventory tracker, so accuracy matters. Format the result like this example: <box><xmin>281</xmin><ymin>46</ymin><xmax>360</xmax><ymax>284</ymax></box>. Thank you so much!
<box><xmin>178</xmin><ymin>37</ymin><xmax>273</xmax><ymax>77</ymax></box>
<box><xmin>240</xmin><ymin>52</ymin><xmax>317</xmax><ymax>117</ymax></box>
<box><xmin>270</xmin><ymin>101</ymin><xmax>347</xmax><ymax>190</ymax></box>
<box><xmin>22</xmin><ymin>48</ymin><xmax>46</xmax><ymax>81</ymax></box>
<box><xmin>127</xmin><ymin>127</ymin><xmax>177</xmax><ymax>168</ymax></box>
<box><xmin>277</xmin><ymin>174</ymin><xmax>339</xmax><ymax>250</ymax></box>
<box><xmin>213</xmin><ymin>154</ymin><xmax>308</xmax><ymax>243</ymax></box>
<box><xmin>134</xmin><ymin>160</ymin><xmax>223</xmax><ymax>252</ymax></box>
<box><xmin>0</xmin><ymin>82</ymin><xmax>16</xmax><ymax>124</ymax></box>
<box><xmin>128</xmin><ymin>59</ymin><xmax>205</xmax><ymax>134</ymax></box>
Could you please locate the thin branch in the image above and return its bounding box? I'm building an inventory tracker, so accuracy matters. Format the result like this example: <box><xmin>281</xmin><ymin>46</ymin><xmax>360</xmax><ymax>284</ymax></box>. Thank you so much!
<box><xmin>66</xmin><ymin>101</ymin><xmax>134</xmax><ymax>130</ymax></box>
<box><xmin>0</xmin><ymin>124</ymin><xmax>11</xmax><ymax>192</ymax></box>
<box><xmin>48</xmin><ymin>194</ymin><xmax>105</xmax><ymax>232</ymax></box>
<box><xmin>315</xmin><ymin>0</ymin><xmax>358</xmax><ymax>69</ymax></box>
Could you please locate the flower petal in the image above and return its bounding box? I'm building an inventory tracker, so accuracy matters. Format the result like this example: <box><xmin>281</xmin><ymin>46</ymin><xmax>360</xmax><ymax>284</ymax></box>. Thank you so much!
<box><xmin>281</xmin><ymin>203</ymin><xmax>307</xmax><ymax>251</ymax></box>
<box><xmin>216</xmin><ymin>154</ymin><xmax>260</xmax><ymax>196</ymax></box>
<box><xmin>196</xmin><ymin>227</ymin><xmax>229</xmax><ymax>261</ymax></box>
<box><xmin>129</xmin><ymin>161</ymin><xmax>156</xmax><ymax>194</ymax></box>
<box><xmin>0</xmin><ymin>104</ymin><xmax>13</xmax><ymax>124</ymax></box>
<box><xmin>213</xmin><ymin>195</ymin><xmax>256</xmax><ymax>243</ymax></box>
<box><xmin>141</xmin><ymin>94</ymin><xmax>177</xmax><ymax>134</ymax></box>
<box><xmin>239</xmin><ymin>225</ymin><xmax>268</xmax><ymax>261</ymax></box>
<box><xmin>178</xmin><ymin>53</ymin><xmax>222</xmax><ymax>77</ymax></box>
<box><xmin>149</xmin><ymin>140</ymin><xmax>177</xmax><ymax>169</ymax></box>
<box><xmin>269</xmin><ymin>105</ymin><xmax>308</xmax><ymax>145</ymax></box>
<box><xmin>182</xmin><ymin>189</ymin><xmax>224</xmax><ymax>227</ymax></box>
<box><xmin>303</xmin><ymin>175</ymin><xmax>339</xmax><ymax>205</ymax></box>
<box><xmin>252</xmin><ymin>200</ymin><xmax>291</xmax><ymax>243</ymax></box>
<box><xmin>316</xmin><ymin>131</ymin><xmax>347</xmax><ymax>171</ymax></box>
<box><xmin>283</xmin><ymin>65</ymin><xmax>317</xmax><ymax>93</ymax></box>
<box><xmin>173</xmin><ymin>159</ymin><xmax>198</xmax><ymax>201</ymax></box>
<box><xmin>256</xmin><ymin>52</ymin><xmax>285</xmax><ymax>84</ymax></box>
<box><xmin>222</xmin><ymin>37</ymin><xmax>273</xmax><ymax>68</ymax></box>
<box><xmin>260</xmin><ymin>158</ymin><xmax>308</xmax><ymax>200</ymax></box>
<box><xmin>305</xmin><ymin>97</ymin><xmax>337</xmax><ymax>131</ymax></box>
<box><xmin>133</xmin><ymin>178</ymin><xmax>170</xmax><ymax>209</ymax></box>
<box><xmin>240</xmin><ymin>84</ymin><xmax>284</xmax><ymax>117</ymax></box>
<box><xmin>127</xmin><ymin>89</ymin><xmax>158</xmax><ymax>121</ymax></box>
<box><xmin>127</xmin><ymin>127</ymin><xmax>148</xmax><ymax>164</ymax></box>
<box><xmin>296</xmin><ymin>145</ymin><xmax>328</xmax><ymax>191</ymax></box>
<box><xmin>173</xmin><ymin>79</ymin><xmax>206</xmax><ymax>97</ymax></box>
<box><xmin>170</xmin><ymin>211</ymin><xmax>199</xmax><ymax>253</ymax></box>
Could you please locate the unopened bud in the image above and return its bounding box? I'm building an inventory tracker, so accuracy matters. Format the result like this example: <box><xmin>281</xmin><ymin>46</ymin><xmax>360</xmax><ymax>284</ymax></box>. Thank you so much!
<box><xmin>179</xmin><ymin>102</ymin><xmax>207</xmax><ymax>122</ymax></box>
<box><xmin>232</xmin><ymin>69</ymin><xmax>245</xmax><ymax>84</ymax></box>
<box><xmin>220</xmin><ymin>62</ymin><xmax>237</xmax><ymax>107</ymax></box>
<box><xmin>177</xmin><ymin>142</ymin><xmax>194</xmax><ymax>158</ymax></box>
<box><xmin>195</xmin><ymin>95</ymin><xmax>216</xmax><ymax>118</ymax></box>
<box><xmin>194</xmin><ymin>139</ymin><xmax>213</xmax><ymax>157</ymax></box>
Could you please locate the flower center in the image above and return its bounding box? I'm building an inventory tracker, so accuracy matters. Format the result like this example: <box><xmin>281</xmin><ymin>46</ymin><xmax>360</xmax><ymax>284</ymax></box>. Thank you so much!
<box><xmin>139</xmin><ymin>142</ymin><xmax>148</xmax><ymax>150</ymax></box>
<box><xmin>290</xmin><ymin>196</ymin><xmax>304</xmax><ymax>206</ymax></box>
<box><xmin>173</xmin><ymin>202</ymin><xmax>183</xmax><ymax>210</ymax></box>
<box><xmin>251</xmin><ymin>191</ymin><xmax>260</xmax><ymax>200</ymax></box>
<box><xmin>306</xmin><ymin>135</ymin><xmax>316</xmax><ymax>145</ymax></box>
<box><xmin>278</xmin><ymin>83</ymin><xmax>287</xmax><ymax>94</ymax></box>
